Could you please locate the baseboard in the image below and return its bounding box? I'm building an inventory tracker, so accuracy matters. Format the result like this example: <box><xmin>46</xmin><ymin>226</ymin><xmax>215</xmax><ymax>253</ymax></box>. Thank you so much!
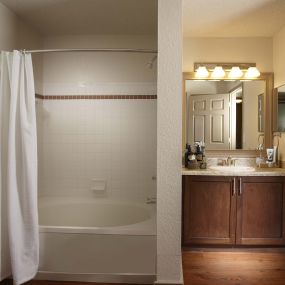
<box><xmin>35</xmin><ymin>271</ymin><xmax>156</xmax><ymax>284</ymax></box>
<box><xmin>154</xmin><ymin>281</ymin><xmax>183</xmax><ymax>285</ymax></box>
<box><xmin>0</xmin><ymin>279</ymin><xmax>12</xmax><ymax>285</ymax></box>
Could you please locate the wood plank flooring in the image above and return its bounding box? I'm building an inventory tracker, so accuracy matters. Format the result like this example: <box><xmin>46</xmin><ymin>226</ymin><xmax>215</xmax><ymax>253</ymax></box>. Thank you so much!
<box><xmin>2</xmin><ymin>250</ymin><xmax>285</xmax><ymax>285</ymax></box>
<box><xmin>183</xmin><ymin>250</ymin><xmax>285</xmax><ymax>285</ymax></box>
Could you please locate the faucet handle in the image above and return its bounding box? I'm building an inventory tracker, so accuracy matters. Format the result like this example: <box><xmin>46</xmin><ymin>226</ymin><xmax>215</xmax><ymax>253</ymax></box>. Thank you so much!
<box><xmin>218</xmin><ymin>159</ymin><xmax>227</xmax><ymax>166</ymax></box>
<box><xmin>227</xmin><ymin>156</ymin><xmax>232</xmax><ymax>165</ymax></box>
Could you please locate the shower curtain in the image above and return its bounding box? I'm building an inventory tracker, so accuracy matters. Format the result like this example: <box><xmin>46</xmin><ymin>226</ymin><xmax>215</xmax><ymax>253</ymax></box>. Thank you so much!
<box><xmin>0</xmin><ymin>51</ymin><xmax>39</xmax><ymax>284</ymax></box>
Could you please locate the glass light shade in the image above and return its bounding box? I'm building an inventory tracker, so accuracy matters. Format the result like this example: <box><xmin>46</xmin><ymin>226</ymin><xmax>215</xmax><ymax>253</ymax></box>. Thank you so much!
<box><xmin>212</xmin><ymin>66</ymin><xmax>225</xmax><ymax>78</ymax></box>
<box><xmin>195</xmin><ymin>66</ymin><xmax>209</xmax><ymax>78</ymax></box>
<box><xmin>229</xmin><ymin>67</ymin><xmax>243</xmax><ymax>78</ymax></box>
<box><xmin>245</xmin><ymin>67</ymin><xmax>260</xmax><ymax>78</ymax></box>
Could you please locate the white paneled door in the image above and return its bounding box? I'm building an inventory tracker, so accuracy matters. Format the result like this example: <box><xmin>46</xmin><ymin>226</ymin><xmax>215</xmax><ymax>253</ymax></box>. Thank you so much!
<box><xmin>188</xmin><ymin>94</ymin><xmax>230</xmax><ymax>149</ymax></box>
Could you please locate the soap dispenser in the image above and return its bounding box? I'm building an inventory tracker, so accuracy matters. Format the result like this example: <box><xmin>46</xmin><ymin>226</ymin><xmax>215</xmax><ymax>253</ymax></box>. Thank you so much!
<box><xmin>184</xmin><ymin>144</ymin><xmax>191</xmax><ymax>168</ymax></box>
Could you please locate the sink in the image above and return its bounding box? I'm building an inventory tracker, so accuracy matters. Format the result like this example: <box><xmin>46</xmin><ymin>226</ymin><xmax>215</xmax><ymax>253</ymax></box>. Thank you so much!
<box><xmin>209</xmin><ymin>166</ymin><xmax>256</xmax><ymax>172</ymax></box>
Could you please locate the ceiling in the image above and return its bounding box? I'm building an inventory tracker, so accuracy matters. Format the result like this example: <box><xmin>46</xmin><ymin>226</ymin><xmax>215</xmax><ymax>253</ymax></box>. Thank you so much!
<box><xmin>183</xmin><ymin>0</ymin><xmax>285</xmax><ymax>37</ymax></box>
<box><xmin>2</xmin><ymin>0</ymin><xmax>285</xmax><ymax>38</ymax></box>
<box><xmin>0</xmin><ymin>0</ymin><xmax>157</xmax><ymax>36</ymax></box>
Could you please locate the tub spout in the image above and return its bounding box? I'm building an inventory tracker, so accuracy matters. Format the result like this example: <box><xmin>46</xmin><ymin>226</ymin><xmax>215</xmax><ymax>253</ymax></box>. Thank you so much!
<box><xmin>146</xmin><ymin>197</ymin><xmax>156</xmax><ymax>204</ymax></box>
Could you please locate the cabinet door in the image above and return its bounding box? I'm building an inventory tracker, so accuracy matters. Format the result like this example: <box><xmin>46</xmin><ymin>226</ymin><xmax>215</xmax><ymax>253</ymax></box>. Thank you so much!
<box><xmin>236</xmin><ymin>176</ymin><xmax>285</xmax><ymax>245</ymax></box>
<box><xmin>183</xmin><ymin>176</ymin><xmax>236</xmax><ymax>246</ymax></box>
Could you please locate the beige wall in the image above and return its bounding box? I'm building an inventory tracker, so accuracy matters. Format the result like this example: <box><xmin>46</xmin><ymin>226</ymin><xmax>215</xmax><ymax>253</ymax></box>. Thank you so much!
<box><xmin>183</xmin><ymin>37</ymin><xmax>273</xmax><ymax>72</ymax></box>
<box><xmin>41</xmin><ymin>35</ymin><xmax>157</xmax><ymax>95</ymax></box>
<box><xmin>0</xmin><ymin>3</ymin><xmax>43</xmax><ymax>93</ymax></box>
<box><xmin>18</xmin><ymin>21</ymin><xmax>43</xmax><ymax>94</ymax></box>
<box><xmin>273</xmin><ymin>26</ymin><xmax>285</xmax><ymax>88</ymax></box>
<box><xmin>0</xmin><ymin>3</ymin><xmax>18</xmax><ymax>50</ymax></box>
<box><xmin>0</xmin><ymin>3</ymin><xmax>42</xmax><ymax>50</ymax></box>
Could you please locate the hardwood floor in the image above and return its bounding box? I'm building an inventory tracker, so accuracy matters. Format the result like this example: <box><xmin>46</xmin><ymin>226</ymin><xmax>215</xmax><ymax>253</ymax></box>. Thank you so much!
<box><xmin>2</xmin><ymin>250</ymin><xmax>285</xmax><ymax>285</ymax></box>
<box><xmin>183</xmin><ymin>250</ymin><xmax>285</xmax><ymax>285</ymax></box>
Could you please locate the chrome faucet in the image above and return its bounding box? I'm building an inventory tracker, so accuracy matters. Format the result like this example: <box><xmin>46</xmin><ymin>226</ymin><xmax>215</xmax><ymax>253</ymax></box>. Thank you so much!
<box><xmin>219</xmin><ymin>156</ymin><xmax>236</xmax><ymax>166</ymax></box>
<box><xmin>227</xmin><ymin>156</ymin><xmax>236</xmax><ymax>166</ymax></box>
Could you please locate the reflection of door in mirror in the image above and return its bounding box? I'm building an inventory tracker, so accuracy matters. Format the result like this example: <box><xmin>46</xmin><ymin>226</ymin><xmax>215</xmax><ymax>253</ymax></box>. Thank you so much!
<box><xmin>189</xmin><ymin>93</ymin><xmax>230</xmax><ymax>149</ymax></box>
<box><xmin>186</xmin><ymin>80</ymin><xmax>265</xmax><ymax>150</ymax></box>
<box><xmin>258</xmin><ymin>93</ymin><xmax>264</xmax><ymax>133</ymax></box>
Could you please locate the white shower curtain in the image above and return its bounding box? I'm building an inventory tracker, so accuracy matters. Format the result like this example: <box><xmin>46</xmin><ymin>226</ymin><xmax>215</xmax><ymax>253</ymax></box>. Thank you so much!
<box><xmin>0</xmin><ymin>51</ymin><xmax>39</xmax><ymax>284</ymax></box>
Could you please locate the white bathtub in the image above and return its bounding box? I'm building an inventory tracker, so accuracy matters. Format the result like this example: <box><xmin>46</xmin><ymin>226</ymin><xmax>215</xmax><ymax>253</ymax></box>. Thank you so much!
<box><xmin>36</xmin><ymin>197</ymin><xmax>156</xmax><ymax>284</ymax></box>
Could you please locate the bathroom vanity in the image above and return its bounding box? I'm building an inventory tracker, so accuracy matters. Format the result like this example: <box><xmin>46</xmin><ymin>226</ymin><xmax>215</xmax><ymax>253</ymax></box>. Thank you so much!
<box><xmin>181</xmin><ymin>70</ymin><xmax>285</xmax><ymax>248</ymax></box>
<box><xmin>182</xmin><ymin>169</ymin><xmax>285</xmax><ymax>247</ymax></box>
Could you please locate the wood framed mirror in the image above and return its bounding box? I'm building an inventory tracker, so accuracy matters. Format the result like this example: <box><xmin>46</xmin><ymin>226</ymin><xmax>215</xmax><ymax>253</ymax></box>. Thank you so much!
<box><xmin>182</xmin><ymin>72</ymin><xmax>274</xmax><ymax>156</ymax></box>
<box><xmin>273</xmin><ymin>84</ymin><xmax>285</xmax><ymax>133</ymax></box>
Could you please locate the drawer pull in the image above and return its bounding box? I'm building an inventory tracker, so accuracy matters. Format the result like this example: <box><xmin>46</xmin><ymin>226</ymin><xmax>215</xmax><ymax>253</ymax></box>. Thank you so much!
<box><xmin>232</xmin><ymin>178</ymin><xmax>236</xmax><ymax>196</ymax></box>
<box><xmin>238</xmin><ymin>177</ymin><xmax>242</xmax><ymax>195</ymax></box>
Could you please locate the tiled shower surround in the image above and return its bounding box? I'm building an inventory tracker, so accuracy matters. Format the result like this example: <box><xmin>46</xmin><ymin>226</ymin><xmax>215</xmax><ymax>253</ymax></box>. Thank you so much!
<box><xmin>36</xmin><ymin>96</ymin><xmax>157</xmax><ymax>202</ymax></box>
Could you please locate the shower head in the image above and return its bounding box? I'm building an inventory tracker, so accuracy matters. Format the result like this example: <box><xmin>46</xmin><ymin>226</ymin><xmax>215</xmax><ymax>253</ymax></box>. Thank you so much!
<box><xmin>147</xmin><ymin>55</ymin><xmax>157</xmax><ymax>69</ymax></box>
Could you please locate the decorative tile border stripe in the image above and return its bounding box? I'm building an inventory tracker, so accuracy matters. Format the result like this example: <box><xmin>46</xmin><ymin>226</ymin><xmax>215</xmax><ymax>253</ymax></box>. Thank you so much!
<box><xmin>35</xmin><ymin>94</ymin><xmax>44</xmax><ymax>99</ymax></box>
<box><xmin>35</xmin><ymin>94</ymin><xmax>157</xmax><ymax>100</ymax></box>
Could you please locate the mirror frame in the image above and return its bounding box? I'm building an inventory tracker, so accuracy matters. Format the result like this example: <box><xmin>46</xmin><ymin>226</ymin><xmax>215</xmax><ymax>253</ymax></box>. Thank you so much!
<box><xmin>272</xmin><ymin>87</ymin><xmax>285</xmax><ymax>133</ymax></box>
<box><xmin>182</xmin><ymin>72</ymin><xmax>274</xmax><ymax>157</ymax></box>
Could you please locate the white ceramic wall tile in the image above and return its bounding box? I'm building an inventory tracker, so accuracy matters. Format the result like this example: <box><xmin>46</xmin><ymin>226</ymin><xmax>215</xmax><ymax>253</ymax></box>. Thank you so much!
<box><xmin>43</xmin><ymin>82</ymin><xmax>157</xmax><ymax>96</ymax></box>
<box><xmin>37</xmin><ymin>99</ymin><xmax>157</xmax><ymax>202</ymax></box>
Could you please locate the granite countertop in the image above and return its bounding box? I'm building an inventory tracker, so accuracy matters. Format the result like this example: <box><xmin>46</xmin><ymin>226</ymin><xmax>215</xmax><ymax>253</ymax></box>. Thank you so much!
<box><xmin>182</xmin><ymin>167</ymin><xmax>285</xmax><ymax>176</ymax></box>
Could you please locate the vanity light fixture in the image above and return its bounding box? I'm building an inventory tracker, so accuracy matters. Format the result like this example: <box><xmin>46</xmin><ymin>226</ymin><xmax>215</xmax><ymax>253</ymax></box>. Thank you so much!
<box><xmin>195</xmin><ymin>66</ymin><xmax>209</xmax><ymax>78</ymax></box>
<box><xmin>229</xmin><ymin>66</ymin><xmax>243</xmax><ymax>78</ymax></box>
<box><xmin>245</xmin><ymin>67</ymin><xmax>261</xmax><ymax>78</ymax></box>
<box><xmin>211</xmin><ymin>66</ymin><xmax>225</xmax><ymax>78</ymax></box>
<box><xmin>193</xmin><ymin>62</ymin><xmax>261</xmax><ymax>80</ymax></box>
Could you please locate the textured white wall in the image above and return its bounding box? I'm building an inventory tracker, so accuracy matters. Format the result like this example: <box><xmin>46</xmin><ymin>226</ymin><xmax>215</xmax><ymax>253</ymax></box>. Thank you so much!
<box><xmin>184</xmin><ymin>37</ymin><xmax>273</xmax><ymax>72</ymax></box>
<box><xmin>157</xmin><ymin>0</ymin><xmax>183</xmax><ymax>283</ymax></box>
<box><xmin>41</xmin><ymin>35</ymin><xmax>157</xmax><ymax>95</ymax></box>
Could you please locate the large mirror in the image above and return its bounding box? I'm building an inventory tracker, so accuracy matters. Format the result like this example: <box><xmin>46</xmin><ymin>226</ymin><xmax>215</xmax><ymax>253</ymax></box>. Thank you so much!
<box><xmin>183</xmin><ymin>73</ymin><xmax>274</xmax><ymax>152</ymax></box>
<box><xmin>274</xmin><ymin>85</ymin><xmax>285</xmax><ymax>132</ymax></box>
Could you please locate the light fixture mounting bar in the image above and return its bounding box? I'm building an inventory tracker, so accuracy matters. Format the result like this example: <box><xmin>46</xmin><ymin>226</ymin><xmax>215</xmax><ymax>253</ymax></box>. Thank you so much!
<box><xmin>194</xmin><ymin>62</ymin><xmax>256</xmax><ymax>71</ymax></box>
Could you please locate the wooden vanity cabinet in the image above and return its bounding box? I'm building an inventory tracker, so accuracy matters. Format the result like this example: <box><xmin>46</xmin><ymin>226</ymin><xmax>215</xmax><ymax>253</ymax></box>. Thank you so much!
<box><xmin>182</xmin><ymin>176</ymin><xmax>236</xmax><ymax>245</ymax></box>
<box><xmin>182</xmin><ymin>175</ymin><xmax>285</xmax><ymax>247</ymax></box>
<box><xmin>236</xmin><ymin>176</ymin><xmax>285</xmax><ymax>246</ymax></box>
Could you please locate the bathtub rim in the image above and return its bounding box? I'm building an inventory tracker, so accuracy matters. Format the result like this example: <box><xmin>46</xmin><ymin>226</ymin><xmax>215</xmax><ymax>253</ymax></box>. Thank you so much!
<box><xmin>38</xmin><ymin>196</ymin><xmax>156</xmax><ymax>236</ymax></box>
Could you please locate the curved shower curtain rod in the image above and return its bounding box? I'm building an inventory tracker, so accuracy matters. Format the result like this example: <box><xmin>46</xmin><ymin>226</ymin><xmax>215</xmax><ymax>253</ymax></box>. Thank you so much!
<box><xmin>21</xmin><ymin>48</ymin><xmax>158</xmax><ymax>54</ymax></box>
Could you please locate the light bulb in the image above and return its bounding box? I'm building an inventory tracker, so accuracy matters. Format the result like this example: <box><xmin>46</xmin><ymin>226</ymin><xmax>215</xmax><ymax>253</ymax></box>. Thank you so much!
<box><xmin>229</xmin><ymin>67</ymin><xmax>243</xmax><ymax>78</ymax></box>
<box><xmin>195</xmin><ymin>66</ymin><xmax>209</xmax><ymax>78</ymax></box>
<box><xmin>212</xmin><ymin>66</ymin><xmax>225</xmax><ymax>78</ymax></box>
<box><xmin>245</xmin><ymin>67</ymin><xmax>260</xmax><ymax>78</ymax></box>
